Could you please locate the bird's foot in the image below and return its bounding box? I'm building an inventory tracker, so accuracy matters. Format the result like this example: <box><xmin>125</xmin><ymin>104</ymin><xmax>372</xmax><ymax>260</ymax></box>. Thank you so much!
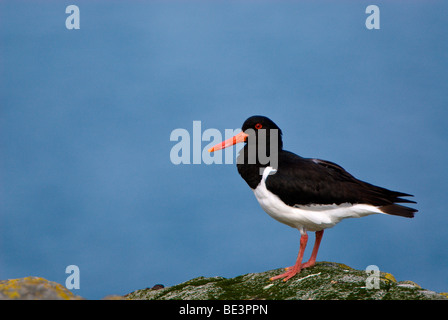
<box><xmin>270</xmin><ymin>267</ymin><xmax>301</xmax><ymax>282</ymax></box>
<box><xmin>300</xmin><ymin>261</ymin><xmax>315</xmax><ymax>269</ymax></box>
<box><xmin>284</xmin><ymin>260</ymin><xmax>316</xmax><ymax>271</ymax></box>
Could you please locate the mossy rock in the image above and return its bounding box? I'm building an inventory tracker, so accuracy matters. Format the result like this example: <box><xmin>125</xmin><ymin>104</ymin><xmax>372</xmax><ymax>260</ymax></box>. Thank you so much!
<box><xmin>125</xmin><ymin>262</ymin><xmax>447</xmax><ymax>300</ymax></box>
<box><xmin>1</xmin><ymin>262</ymin><xmax>445</xmax><ymax>300</ymax></box>
<box><xmin>0</xmin><ymin>277</ymin><xmax>84</xmax><ymax>300</ymax></box>
<box><xmin>0</xmin><ymin>277</ymin><xmax>127</xmax><ymax>300</ymax></box>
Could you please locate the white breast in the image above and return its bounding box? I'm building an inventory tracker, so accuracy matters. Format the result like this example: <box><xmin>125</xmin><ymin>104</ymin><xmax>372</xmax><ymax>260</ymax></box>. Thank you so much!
<box><xmin>253</xmin><ymin>167</ymin><xmax>383</xmax><ymax>233</ymax></box>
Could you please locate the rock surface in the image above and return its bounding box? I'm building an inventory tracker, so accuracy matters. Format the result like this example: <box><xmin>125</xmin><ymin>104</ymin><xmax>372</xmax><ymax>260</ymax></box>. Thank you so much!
<box><xmin>1</xmin><ymin>262</ymin><xmax>447</xmax><ymax>300</ymax></box>
<box><xmin>0</xmin><ymin>277</ymin><xmax>84</xmax><ymax>300</ymax></box>
<box><xmin>126</xmin><ymin>262</ymin><xmax>448</xmax><ymax>300</ymax></box>
<box><xmin>0</xmin><ymin>276</ymin><xmax>126</xmax><ymax>300</ymax></box>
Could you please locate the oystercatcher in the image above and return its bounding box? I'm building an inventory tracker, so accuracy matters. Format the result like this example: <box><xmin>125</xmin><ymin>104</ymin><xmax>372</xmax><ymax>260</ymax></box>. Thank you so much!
<box><xmin>208</xmin><ymin>115</ymin><xmax>417</xmax><ymax>281</ymax></box>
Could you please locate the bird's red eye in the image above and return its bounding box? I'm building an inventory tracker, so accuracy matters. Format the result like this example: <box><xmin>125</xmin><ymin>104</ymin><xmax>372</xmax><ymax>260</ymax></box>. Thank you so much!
<box><xmin>255</xmin><ymin>123</ymin><xmax>263</xmax><ymax>129</ymax></box>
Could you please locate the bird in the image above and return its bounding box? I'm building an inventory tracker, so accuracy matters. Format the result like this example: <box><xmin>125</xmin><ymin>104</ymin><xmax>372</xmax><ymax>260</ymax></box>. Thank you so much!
<box><xmin>208</xmin><ymin>115</ymin><xmax>417</xmax><ymax>281</ymax></box>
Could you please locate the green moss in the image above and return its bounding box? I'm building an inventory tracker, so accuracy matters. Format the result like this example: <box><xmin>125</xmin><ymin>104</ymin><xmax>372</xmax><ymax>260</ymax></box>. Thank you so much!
<box><xmin>126</xmin><ymin>261</ymin><xmax>448</xmax><ymax>300</ymax></box>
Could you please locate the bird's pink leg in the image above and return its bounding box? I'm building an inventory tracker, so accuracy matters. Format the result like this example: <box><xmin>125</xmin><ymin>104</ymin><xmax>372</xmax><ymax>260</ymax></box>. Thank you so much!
<box><xmin>270</xmin><ymin>232</ymin><xmax>308</xmax><ymax>281</ymax></box>
<box><xmin>301</xmin><ymin>230</ymin><xmax>324</xmax><ymax>269</ymax></box>
<box><xmin>282</xmin><ymin>230</ymin><xmax>324</xmax><ymax>272</ymax></box>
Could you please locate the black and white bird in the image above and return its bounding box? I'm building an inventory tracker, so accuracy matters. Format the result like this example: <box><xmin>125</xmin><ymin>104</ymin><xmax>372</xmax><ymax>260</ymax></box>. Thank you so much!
<box><xmin>209</xmin><ymin>115</ymin><xmax>417</xmax><ymax>281</ymax></box>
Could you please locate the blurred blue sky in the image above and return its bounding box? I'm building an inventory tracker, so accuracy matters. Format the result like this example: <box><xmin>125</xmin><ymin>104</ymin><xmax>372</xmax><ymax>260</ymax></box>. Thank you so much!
<box><xmin>1</xmin><ymin>1</ymin><xmax>447</xmax><ymax>299</ymax></box>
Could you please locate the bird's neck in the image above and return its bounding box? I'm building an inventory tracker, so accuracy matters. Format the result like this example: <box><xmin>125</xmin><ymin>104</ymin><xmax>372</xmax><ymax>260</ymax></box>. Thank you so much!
<box><xmin>237</xmin><ymin>141</ymin><xmax>282</xmax><ymax>189</ymax></box>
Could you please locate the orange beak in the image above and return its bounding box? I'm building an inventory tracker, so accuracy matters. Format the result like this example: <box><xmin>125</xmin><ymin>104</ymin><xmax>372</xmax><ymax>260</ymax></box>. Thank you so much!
<box><xmin>208</xmin><ymin>131</ymin><xmax>249</xmax><ymax>152</ymax></box>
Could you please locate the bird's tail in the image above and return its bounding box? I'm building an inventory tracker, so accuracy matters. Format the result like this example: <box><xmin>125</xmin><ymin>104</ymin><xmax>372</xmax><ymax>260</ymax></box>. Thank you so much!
<box><xmin>363</xmin><ymin>186</ymin><xmax>418</xmax><ymax>218</ymax></box>
<box><xmin>379</xmin><ymin>203</ymin><xmax>417</xmax><ymax>218</ymax></box>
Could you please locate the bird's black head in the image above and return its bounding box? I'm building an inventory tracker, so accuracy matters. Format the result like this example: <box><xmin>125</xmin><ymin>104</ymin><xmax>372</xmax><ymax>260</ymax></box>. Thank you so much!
<box><xmin>208</xmin><ymin>115</ymin><xmax>284</xmax><ymax>153</ymax></box>
<box><xmin>241</xmin><ymin>115</ymin><xmax>282</xmax><ymax>133</ymax></box>
<box><xmin>241</xmin><ymin>115</ymin><xmax>283</xmax><ymax>150</ymax></box>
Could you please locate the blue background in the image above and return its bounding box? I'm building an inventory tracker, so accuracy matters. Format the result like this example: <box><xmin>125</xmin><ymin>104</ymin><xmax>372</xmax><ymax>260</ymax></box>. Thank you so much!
<box><xmin>1</xmin><ymin>1</ymin><xmax>447</xmax><ymax>299</ymax></box>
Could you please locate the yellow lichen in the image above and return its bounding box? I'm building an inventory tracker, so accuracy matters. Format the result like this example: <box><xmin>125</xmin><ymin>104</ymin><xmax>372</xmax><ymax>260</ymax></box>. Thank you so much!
<box><xmin>0</xmin><ymin>277</ymin><xmax>81</xmax><ymax>300</ymax></box>
<box><xmin>54</xmin><ymin>283</ymin><xmax>77</xmax><ymax>300</ymax></box>
<box><xmin>0</xmin><ymin>278</ymin><xmax>22</xmax><ymax>299</ymax></box>
<box><xmin>382</xmin><ymin>272</ymin><xmax>397</xmax><ymax>283</ymax></box>
<box><xmin>336</xmin><ymin>263</ymin><xmax>353</xmax><ymax>270</ymax></box>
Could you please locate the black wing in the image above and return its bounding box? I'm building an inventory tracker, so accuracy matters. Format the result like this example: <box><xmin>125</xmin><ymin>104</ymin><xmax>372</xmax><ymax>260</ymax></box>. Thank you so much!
<box><xmin>265</xmin><ymin>151</ymin><xmax>417</xmax><ymax>217</ymax></box>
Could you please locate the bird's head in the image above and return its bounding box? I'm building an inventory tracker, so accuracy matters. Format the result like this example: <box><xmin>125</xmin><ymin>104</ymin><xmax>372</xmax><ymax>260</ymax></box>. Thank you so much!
<box><xmin>208</xmin><ymin>115</ymin><xmax>283</xmax><ymax>153</ymax></box>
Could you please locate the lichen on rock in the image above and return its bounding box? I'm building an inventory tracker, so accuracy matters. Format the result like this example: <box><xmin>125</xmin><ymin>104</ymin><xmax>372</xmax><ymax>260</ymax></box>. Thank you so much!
<box><xmin>125</xmin><ymin>262</ymin><xmax>448</xmax><ymax>300</ymax></box>
<box><xmin>0</xmin><ymin>277</ymin><xmax>83</xmax><ymax>300</ymax></box>
<box><xmin>1</xmin><ymin>262</ymin><xmax>446</xmax><ymax>300</ymax></box>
